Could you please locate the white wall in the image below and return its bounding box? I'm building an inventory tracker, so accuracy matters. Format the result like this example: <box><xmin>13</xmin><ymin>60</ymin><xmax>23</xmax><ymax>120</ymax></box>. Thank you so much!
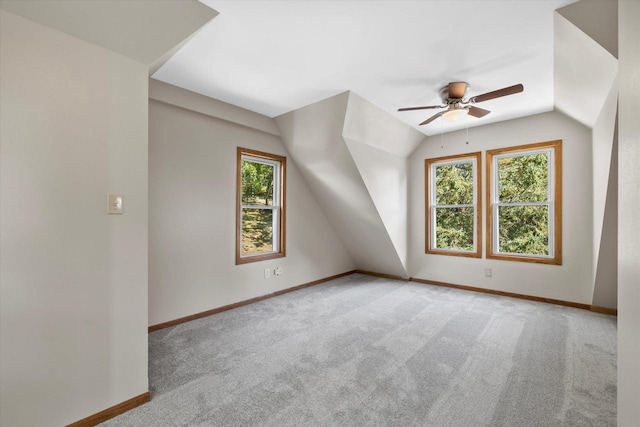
<box><xmin>617</xmin><ymin>0</ymin><xmax>640</xmax><ymax>423</ymax></box>
<box><xmin>149</xmin><ymin>97</ymin><xmax>354</xmax><ymax>326</ymax></box>
<box><xmin>345</xmin><ymin>140</ymin><xmax>408</xmax><ymax>267</ymax></box>
<box><xmin>342</xmin><ymin>92</ymin><xmax>424</xmax><ymax>272</ymax></box>
<box><xmin>276</xmin><ymin>92</ymin><xmax>409</xmax><ymax>277</ymax></box>
<box><xmin>592</xmin><ymin>80</ymin><xmax>617</xmax><ymax>269</ymax></box>
<box><xmin>591</xmin><ymin>79</ymin><xmax>618</xmax><ymax>309</ymax></box>
<box><xmin>592</xmin><ymin>129</ymin><xmax>618</xmax><ymax>309</ymax></box>
<box><xmin>408</xmin><ymin>111</ymin><xmax>593</xmax><ymax>304</ymax></box>
<box><xmin>0</xmin><ymin>10</ymin><xmax>148</xmax><ymax>427</ymax></box>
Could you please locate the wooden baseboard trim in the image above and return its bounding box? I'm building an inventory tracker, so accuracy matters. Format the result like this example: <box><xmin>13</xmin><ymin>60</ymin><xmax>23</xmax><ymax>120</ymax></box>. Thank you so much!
<box><xmin>67</xmin><ymin>391</ymin><xmax>150</xmax><ymax>427</ymax></box>
<box><xmin>590</xmin><ymin>305</ymin><xmax>618</xmax><ymax>316</ymax></box>
<box><xmin>355</xmin><ymin>270</ymin><xmax>411</xmax><ymax>282</ymax></box>
<box><xmin>149</xmin><ymin>270</ymin><xmax>617</xmax><ymax>333</ymax></box>
<box><xmin>148</xmin><ymin>270</ymin><xmax>357</xmax><ymax>332</ymax></box>
<box><xmin>409</xmin><ymin>277</ymin><xmax>592</xmax><ymax>311</ymax></box>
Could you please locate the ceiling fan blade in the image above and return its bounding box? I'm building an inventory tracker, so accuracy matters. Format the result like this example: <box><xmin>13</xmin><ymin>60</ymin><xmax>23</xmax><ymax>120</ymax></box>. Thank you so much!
<box><xmin>471</xmin><ymin>84</ymin><xmax>524</xmax><ymax>103</ymax></box>
<box><xmin>448</xmin><ymin>82</ymin><xmax>467</xmax><ymax>99</ymax></box>
<box><xmin>398</xmin><ymin>105</ymin><xmax>444</xmax><ymax>112</ymax></box>
<box><xmin>419</xmin><ymin>111</ymin><xmax>445</xmax><ymax>126</ymax></box>
<box><xmin>467</xmin><ymin>106</ymin><xmax>491</xmax><ymax>118</ymax></box>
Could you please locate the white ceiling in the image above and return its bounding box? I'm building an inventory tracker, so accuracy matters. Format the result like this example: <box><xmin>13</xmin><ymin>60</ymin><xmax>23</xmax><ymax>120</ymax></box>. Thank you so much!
<box><xmin>152</xmin><ymin>0</ymin><xmax>578</xmax><ymax>135</ymax></box>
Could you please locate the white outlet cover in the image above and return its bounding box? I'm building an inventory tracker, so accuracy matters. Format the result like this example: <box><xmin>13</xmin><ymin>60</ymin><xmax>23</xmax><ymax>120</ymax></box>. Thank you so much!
<box><xmin>107</xmin><ymin>194</ymin><xmax>123</xmax><ymax>214</ymax></box>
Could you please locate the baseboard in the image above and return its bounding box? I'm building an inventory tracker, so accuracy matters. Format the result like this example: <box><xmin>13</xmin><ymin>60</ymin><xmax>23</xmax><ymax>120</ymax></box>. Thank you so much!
<box><xmin>148</xmin><ymin>270</ymin><xmax>357</xmax><ymax>332</ymax></box>
<box><xmin>590</xmin><ymin>305</ymin><xmax>618</xmax><ymax>316</ymax></box>
<box><xmin>66</xmin><ymin>391</ymin><xmax>150</xmax><ymax>427</ymax></box>
<box><xmin>355</xmin><ymin>270</ymin><xmax>410</xmax><ymax>282</ymax></box>
<box><xmin>149</xmin><ymin>269</ymin><xmax>616</xmax><ymax>333</ymax></box>
<box><xmin>356</xmin><ymin>273</ymin><xmax>616</xmax><ymax>315</ymax></box>
<box><xmin>409</xmin><ymin>277</ymin><xmax>593</xmax><ymax>311</ymax></box>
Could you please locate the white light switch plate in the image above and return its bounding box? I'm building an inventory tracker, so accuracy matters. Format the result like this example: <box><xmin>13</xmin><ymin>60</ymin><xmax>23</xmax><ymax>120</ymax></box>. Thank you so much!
<box><xmin>107</xmin><ymin>194</ymin><xmax>123</xmax><ymax>214</ymax></box>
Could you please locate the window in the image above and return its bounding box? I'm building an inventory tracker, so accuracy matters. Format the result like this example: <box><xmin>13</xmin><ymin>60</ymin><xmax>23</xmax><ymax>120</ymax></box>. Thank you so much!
<box><xmin>486</xmin><ymin>140</ymin><xmax>562</xmax><ymax>264</ymax></box>
<box><xmin>425</xmin><ymin>152</ymin><xmax>482</xmax><ymax>258</ymax></box>
<box><xmin>236</xmin><ymin>147</ymin><xmax>286</xmax><ymax>264</ymax></box>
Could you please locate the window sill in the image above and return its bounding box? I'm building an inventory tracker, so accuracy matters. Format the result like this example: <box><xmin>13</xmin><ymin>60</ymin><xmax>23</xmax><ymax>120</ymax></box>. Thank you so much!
<box><xmin>236</xmin><ymin>252</ymin><xmax>285</xmax><ymax>265</ymax></box>
<box><xmin>486</xmin><ymin>253</ymin><xmax>561</xmax><ymax>265</ymax></box>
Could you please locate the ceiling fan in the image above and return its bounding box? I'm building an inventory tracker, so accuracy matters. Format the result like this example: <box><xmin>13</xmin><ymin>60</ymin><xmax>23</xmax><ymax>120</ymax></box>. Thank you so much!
<box><xmin>398</xmin><ymin>82</ymin><xmax>524</xmax><ymax>126</ymax></box>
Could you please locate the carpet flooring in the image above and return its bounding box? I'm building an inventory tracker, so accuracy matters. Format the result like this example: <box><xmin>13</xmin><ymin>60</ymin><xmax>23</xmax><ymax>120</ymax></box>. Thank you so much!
<box><xmin>101</xmin><ymin>273</ymin><xmax>617</xmax><ymax>426</ymax></box>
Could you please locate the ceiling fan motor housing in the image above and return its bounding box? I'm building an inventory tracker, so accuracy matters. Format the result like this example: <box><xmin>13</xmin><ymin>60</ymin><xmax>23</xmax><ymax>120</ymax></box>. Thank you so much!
<box><xmin>397</xmin><ymin>82</ymin><xmax>523</xmax><ymax>126</ymax></box>
<box><xmin>440</xmin><ymin>82</ymin><xmax>469</xmax><ymax>103</ymax></box>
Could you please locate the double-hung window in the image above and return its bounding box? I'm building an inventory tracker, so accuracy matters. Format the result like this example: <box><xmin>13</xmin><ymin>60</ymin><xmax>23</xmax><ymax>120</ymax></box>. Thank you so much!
<box><xmin>236</xmin><ymin>147</ymin><xmax>286</xmax><ymax>264</ymax></box>
<box><xmin>486</xmin><ymin>140</ymin><xmax>562</xmax><ymax>264</ymax></box>
<box><xmin>425</xmin><ymin>152</ymin><xmax>482</xmax><ymax>257</ymax></box>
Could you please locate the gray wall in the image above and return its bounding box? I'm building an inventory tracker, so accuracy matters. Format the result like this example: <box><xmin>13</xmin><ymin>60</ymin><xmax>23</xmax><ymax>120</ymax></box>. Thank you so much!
<box><xmin>617</xmin><ymin>0</ymin><xmax>640</xmax><ymax>423</ymax></box>
<box><xmin>0</xmin><ymin>10</ymin><xmax>149</xmax><ymax>426</ymax></box>
<box><xmin>409</xmin><ymin>111</ymin><xmax>594</xmax><ymax>304</ymax></box>
<box><xmin>148</xmin><ymin>93</ymin><xmax>354</xmax><ymax>326</ymax></box>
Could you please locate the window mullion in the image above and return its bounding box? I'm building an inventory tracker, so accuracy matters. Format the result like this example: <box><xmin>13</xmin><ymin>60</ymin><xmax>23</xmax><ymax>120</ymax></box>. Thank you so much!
<box><xmin>434</xmin><ymin>203</ymin><xmax>475</xmax><ymax>208</ymax></box>
<box><xmin>241</xmin><ymin>204</ymin><xmax>274</xmax><ymax>210</ymax></box>
<box><xmin>496</xmin><ymin>201</ymin><xmax>550</xmax><ymax>207</ymax></box>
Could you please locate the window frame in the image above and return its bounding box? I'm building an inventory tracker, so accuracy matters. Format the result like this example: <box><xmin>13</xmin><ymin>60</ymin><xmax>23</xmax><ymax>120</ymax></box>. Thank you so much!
<box><xmin>486</xmin><ymin>140</ymin><xmax>562</xmax><ymax>265</ymax></box>
<box><xmin>236</xmin><ymin>147</ymin><xmax>286</xmax><ymax>265</ymax></box>
<box><xmin>425</xmin><ymin>152</ymin><xmax>482</xmax><ymax>258</ymax></box>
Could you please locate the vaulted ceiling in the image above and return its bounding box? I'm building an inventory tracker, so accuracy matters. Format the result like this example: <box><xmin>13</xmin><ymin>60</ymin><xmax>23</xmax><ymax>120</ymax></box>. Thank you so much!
<box><xmin>152</xmin><ymin>0</ymin><xmax>584</xmax><ymax>135</ymax></box>
<box><xmin>2</xmin><ymin>0</ymin><xmax>617</xmax><ymax>280</ymax></box>
<box><xmin>2</xmin><ymin>0</ymin><xmax>616</xmax><ymax>137</ymax></box>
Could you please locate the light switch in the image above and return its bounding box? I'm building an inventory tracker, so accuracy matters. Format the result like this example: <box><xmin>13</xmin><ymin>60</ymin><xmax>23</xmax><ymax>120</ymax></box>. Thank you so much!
<box><xmin>107</xmin><ymin>194</ymin><xmax>123</xmax><ymax>214</ymax></box>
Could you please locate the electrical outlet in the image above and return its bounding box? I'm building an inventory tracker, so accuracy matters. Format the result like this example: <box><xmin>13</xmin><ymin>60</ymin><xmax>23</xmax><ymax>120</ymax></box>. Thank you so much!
<box><xmin>274</xmin><ymin>266</ymin><xmax>283</xmax><ymax>276</ymax></box>
<box><xmin>264</xmin><ymin>268</ymin><xmax>271</xmax><ymax>279</ymax></box>
<box><xmin>485</xmin><ymin>268</ymin><xmax>492</xmax><ymax>278</ymax></box>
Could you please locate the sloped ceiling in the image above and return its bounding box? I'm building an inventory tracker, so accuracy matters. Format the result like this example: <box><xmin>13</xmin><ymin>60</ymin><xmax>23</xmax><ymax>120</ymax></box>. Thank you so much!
<box><xmin>554</xmin><ymin>12</ymin><xmax>618</xmax><ymax>128</ymax></box>
<box><xmin>0</xmin><ymin>0</ymin><xmax>218</xmax><ymax>70</ymax></box>
<box><xmin>153</xmin><ymin>0</ymin><xmax>577</xmax><ymax>136</ymax></box>
<box><xmin>276</xmin><ymin>92</ymin><xmax>424</xmax><ymax>277</ymax></box>
<box><xmin>558</xmin><ymin>0</ymin><xmax>618</xmax><ymax>59</ymax></box>
<box><xmin>0</xmin><ymin>0</ymin><xmax>616</xmax><ymax>135</ymax></box>
<box><xmin>2</xmin><ymin>0</ymin><xmax>618</xmax><ymax>286</ymax></box>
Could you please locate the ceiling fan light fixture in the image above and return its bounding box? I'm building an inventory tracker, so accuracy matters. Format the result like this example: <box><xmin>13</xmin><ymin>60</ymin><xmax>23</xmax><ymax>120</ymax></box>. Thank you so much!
<box><xmin>442</xmin><ymin>107</ymin><xmax>469</xmax><ymax>122</ymax></box>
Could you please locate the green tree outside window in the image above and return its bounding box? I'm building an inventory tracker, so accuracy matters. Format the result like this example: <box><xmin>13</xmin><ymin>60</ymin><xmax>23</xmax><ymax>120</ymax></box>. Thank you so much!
<box><xmin>426</xmin><ymin>152</ymin><xmax>481</xmax><ymax>258</ymax></box>
<box><xmin>236</xmin><ymin>148</ymin><xmax>286</xmax><ymax>265</ymax></box>
<box><xmin>487</xmin><ymin>140</ymin><xmax>562</xmax><ymax>265</ymax></box>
